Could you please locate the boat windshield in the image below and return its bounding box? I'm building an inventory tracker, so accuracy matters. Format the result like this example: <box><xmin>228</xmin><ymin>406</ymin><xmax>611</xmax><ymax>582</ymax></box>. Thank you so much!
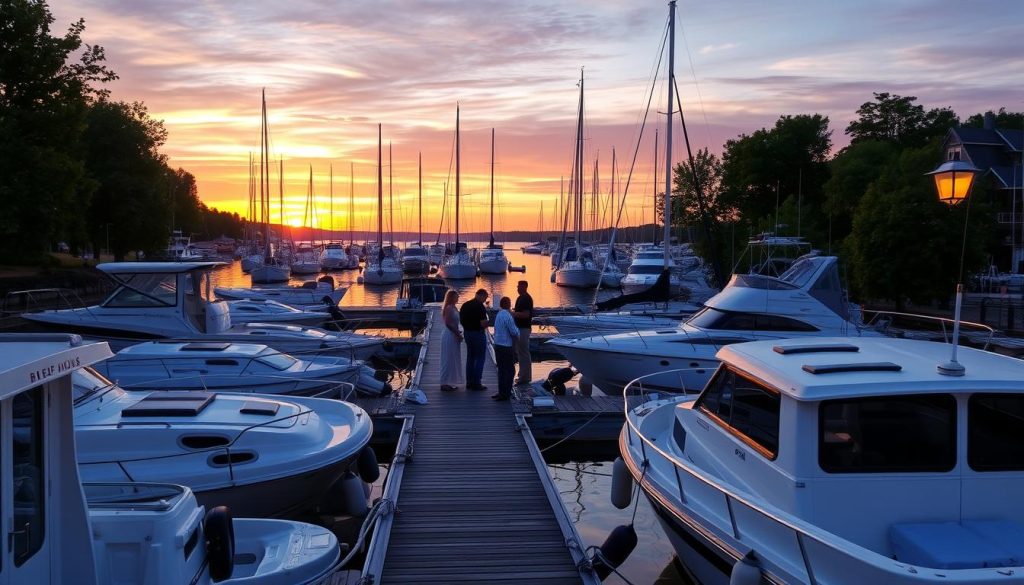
<box><xmin>685</xmin><ymin>306</ymin><xmax>819</xmax><ymax>332</ymax></box>
<box><xmin>778</xmin><ymin>256</ymin><xmax>820</xmax><ymax>287</ymax></box>
<box><xmin>258</xmin><ymin>353</ymin><xmax>299</xmax><ymax>370</ymax></box>
<box><xmin>103</xmin><ymin>273</ymin><xmax>178</xmax><ymax>308</ymax></box>
<box><xmin>627</xmin><ymin>265</ymin><xmax>663</xmax><ymax>275</ymax></box>
<box><xmin>73</xmin><ymin>367</ymin><xmax>122</xmax><ymax>405</ymax></box>
<box><xmin>84</xmin><ymin>483</ymin><xmax>185</xmax><ymax>510</ymax></box>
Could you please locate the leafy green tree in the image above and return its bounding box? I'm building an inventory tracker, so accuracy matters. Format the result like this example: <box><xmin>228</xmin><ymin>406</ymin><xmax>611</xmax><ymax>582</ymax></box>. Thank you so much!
<box><xmin>718</xmin><ymin>114</ymin><xmax>832</xmax><ymax>241</ymax></box>
<box><xmin>822</xmin><ymin>140</ymin><xmax>898</xmax><ymax>244</ymax></box>
<box><xmin>82</xmin><ymin>100</ymin><xmax>170</xmax><ymax>259</ymax></box>
<box><xmin>846</xmin><ymin>144</ymin><xmax>991</xmax><ymax>306</ymax></box>
<box><xmin>846</xmin><ymin>92</ymin><xmax>958</xmax><ymax>148</ymax></box>
<box><xmin>964</xmin><ymin>108</ymin><xmax>1024</xmax><ymax>129</ymax></box>
<box><xmin>0</xmin><ymin>0</ymin><xmax>116</xmax><ymax>260</ymax></box>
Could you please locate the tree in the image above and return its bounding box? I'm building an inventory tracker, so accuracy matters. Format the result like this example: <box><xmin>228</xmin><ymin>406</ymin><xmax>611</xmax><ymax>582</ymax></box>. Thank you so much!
<box><xmin>81</xmin><ymin>100</ymin><xmax>170</xmax><ymax>259</ymax></box>
<box><xmin>822</xmin><ymin>140</ymin><xmax>899</xmax><ymax>243</ymax></box>
<box><xmin>0</xmin><ymin>0</ymin><xmax>116</xmax><ymax>260</ymax></box>
<box><xmin>718</xmin><ymin>114</ymin><xmax>832</xmax><ymax>241</ymax></box>
<box><xmin>846</xmin><ymin>92</ymin><xmax>958</xmax><ymax>148</ymax></box>
<box><xmin>964</xmin><ymin>108</ymin><xmax>1024</xmax><ymax>129</ymax></box>
<box><xmin>845</xmin><ymin>144</ymin><xmax>991</xmax><ymax>306</ymax></box>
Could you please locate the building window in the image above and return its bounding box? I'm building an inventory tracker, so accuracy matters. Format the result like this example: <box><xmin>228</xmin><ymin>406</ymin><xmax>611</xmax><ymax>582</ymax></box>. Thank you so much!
<box><xmin>946</xmin><ymin>146</ymin><xmax>962</xmax><ymax>161</ymax></box>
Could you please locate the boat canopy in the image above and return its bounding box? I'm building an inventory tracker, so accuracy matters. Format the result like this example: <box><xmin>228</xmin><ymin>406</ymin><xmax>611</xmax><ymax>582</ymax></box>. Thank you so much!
<box><xmin>0</xmin><ymin>334</ymin><xmax>113</xmax><ymax>399</ymax></box>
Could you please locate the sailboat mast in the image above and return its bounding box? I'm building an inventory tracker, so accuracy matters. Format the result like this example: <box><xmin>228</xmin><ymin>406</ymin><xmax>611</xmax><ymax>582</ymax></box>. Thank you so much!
<box><xmin>455</xmin><ymin>105</ymin><xmax>461</xmax><ymax>247</ymax></box>
<box><xmin>663</xmin><ymin>0</ymin><xmax>676</xmax><ymax>268</ymax></box>
<box><xmin>490</xmin><ymin>127</ymin><xmax>495</xmax><ymax>245</ymax></box>
<box><xmin>418</xmin><ymin>152</ymin><xmax>422</xmax><ymax>245</ymax></box>
<box><xmin>388</xmin><ymin>142</ymin><xmax>394</xmax><ymax>247</ymax></box>
<box><xmin>653</xmin><ymin>128</ymin><xmax>658</xmax><ymax>245</ymax></box>
<box><xmin>377</xmin><ymin>124</ymin><xmax>383</xmax><ymax>261</ymax></box>
<box><xmin>575</xmin><ymin>70</ymin><xmax>584</xmax><ymax>248</ymax></box>
<box><xmin>329</xmin><ymin>164</ymin><xmax>334</xmax><ymax>237</ymax></box>
<box><xmin>349</xmin><ymin>163</ymin><xmax>354</xmax><ymax>244</ymax></box>
<box><xmin>260</xmin><ymin>89</ymin><xmax>269</xmax><ymax>257</ymax></box>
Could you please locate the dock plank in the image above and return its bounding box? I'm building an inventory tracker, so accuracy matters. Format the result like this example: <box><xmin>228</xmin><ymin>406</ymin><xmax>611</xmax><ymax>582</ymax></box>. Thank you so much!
<box><xmin>371</xmin><ymin>305</ymin><xmax>594</xmax><ymax>584</ymax></box>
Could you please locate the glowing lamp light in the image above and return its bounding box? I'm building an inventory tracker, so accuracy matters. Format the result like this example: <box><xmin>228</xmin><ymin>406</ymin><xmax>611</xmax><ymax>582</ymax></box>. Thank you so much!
<box><xmin>926</xmin><ymin>160</ymin><xmax>981</xmax><ymax>205</ymax></box>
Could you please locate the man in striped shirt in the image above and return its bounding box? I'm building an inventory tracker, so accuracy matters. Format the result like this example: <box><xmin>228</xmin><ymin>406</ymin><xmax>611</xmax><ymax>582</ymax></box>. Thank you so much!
<box><xmin>492</xmin><ymin>296</ymin><xmax>520</xmax><ymax>401</ymax></box>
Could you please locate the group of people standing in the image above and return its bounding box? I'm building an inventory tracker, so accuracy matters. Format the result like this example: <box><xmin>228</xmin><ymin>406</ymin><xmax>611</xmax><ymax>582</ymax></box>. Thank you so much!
<box><xmin>440</xmin><ymin>280</ymin><xmax>533</xmax><ymax>401</ymax></box>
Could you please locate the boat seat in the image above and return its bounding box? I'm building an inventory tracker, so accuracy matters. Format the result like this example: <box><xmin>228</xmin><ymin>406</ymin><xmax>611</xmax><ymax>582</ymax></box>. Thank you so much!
<box><xmin>890</xmin><ymin>521</ymin><xmax>1020</xmax><ymax>569</ymax></box>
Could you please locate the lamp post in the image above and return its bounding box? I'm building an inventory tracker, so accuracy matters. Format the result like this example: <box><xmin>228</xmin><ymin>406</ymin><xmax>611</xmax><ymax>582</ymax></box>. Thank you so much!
<box><xmin>926</xmin><ymin>160</ymin><xmax>981</xmax><ymax>376</ymax></box>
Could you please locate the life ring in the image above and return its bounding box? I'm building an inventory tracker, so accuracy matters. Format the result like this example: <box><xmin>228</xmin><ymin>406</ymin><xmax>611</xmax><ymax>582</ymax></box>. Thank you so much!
<box><xmin>205</xmin><ymin>506</ymin><xmax>235</xmax><ymax>582</ymax></box>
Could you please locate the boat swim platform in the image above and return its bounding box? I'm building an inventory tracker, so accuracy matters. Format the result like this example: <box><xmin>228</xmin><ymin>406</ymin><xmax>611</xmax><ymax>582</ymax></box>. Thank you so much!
<box><xmin>360</xmin><ymin>306</ymin><xmax>600</xmax><ymax>584</ymax></box>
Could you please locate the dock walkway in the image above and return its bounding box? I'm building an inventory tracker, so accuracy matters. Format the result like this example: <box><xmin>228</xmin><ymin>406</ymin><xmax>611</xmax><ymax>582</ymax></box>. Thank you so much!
<box><xmin>363</xmin><ymin>306</ymin><xmax>597</xmax><ymax>584</ymax></box>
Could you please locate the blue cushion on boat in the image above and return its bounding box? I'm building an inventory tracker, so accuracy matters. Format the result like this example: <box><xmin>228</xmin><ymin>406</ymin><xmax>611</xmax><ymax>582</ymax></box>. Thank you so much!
<box><xmin>963</xmin><ymin>520</ymin><xmax>1024</xmax><ymax>564</ymax></box>
<box><xmin>890</xmin><ymin>522</ymin><xmax>1015</xmax><ymax>569</ymax></box>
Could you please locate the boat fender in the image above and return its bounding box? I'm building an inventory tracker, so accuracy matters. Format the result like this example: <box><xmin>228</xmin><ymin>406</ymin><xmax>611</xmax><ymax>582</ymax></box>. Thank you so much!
<box><xmin>594</xmin><ymin>524</ymin><xmax>637</xmax><ymax>580</ymax></box>
<box><xmin>403</xmin><ymin>387</ymin><xmax>428</xmax><ymax>404</ymax></box>
<box><xmin>204</xmin><ymin>506</ymin><xmax>235</xmax><ymax>582</ymax></box>
<box><xmin>550</xmin><ymin>271</ymin><xmax>556</xmax><ymax>283</ymax></box>
<box><xmin>610</xmin><ymin>457</ymin><xmax>633</xmax><ymax>509</ymax></box>
<box><xmin>730</xmin><ymin>550</ymin><xmax>760</xmax><ymax>585</ymax></box>
<box><xmin>508</xmin><ymin>264</ymin><xmax>526</xmax><ymax>273</ymax></box>
<box><xmin>357</xmin><ymin>447</ymin><xmax>381</xmax><ymax>483</ymax></box>
<box><xmin>340</xmin><ymin>470</ymin><xmax>369</xmax><ymax>517</ymax></box>
<box><xmin>578</xmin><ymin>377</ymin><xmax>594</xmax><ymax>396</ymax></box>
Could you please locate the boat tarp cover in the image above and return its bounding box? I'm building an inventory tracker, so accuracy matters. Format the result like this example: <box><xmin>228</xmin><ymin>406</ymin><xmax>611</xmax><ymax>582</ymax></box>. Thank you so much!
<box><xmin>595</xmin><ymin>269</ymin><xmax>672</xmax><ymax>311</ymax></box>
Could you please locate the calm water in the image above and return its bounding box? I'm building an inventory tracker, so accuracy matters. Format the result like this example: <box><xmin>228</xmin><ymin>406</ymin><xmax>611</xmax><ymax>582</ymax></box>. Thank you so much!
<box><xmin>213</xmin><ymin>247</ymin><xmax>681</xmax><ymax>584</ymax></box>
<box><xmin>210</xmin><ymin>244</ymin><xmax>622</xmax><ymax>309</ymax></box>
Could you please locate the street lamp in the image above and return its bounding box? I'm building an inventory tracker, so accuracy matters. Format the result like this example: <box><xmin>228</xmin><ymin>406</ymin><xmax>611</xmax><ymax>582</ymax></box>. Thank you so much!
<box><xmin>927</xmin><ymin>160</ymin><xmax>980</xmax><ymax>376</ymax></box>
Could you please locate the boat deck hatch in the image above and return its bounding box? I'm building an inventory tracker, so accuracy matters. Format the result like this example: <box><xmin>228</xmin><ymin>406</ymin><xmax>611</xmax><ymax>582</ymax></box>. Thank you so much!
<box><xmin>180</xmin><ymin>342</ymin><xmax>232</xmax><ymax>351</ymax></box>
<box><xmin>122</xmin><ymin>392</ymin><xmax>216</xmax><ymax>417</ymax></box>
<box><xmin>773</xmin><ymin>343</ymin><xmax>860</xmax><ymax>355</ymax></box>
<box><xmin>802</xmin><ymin>362</ymin><xmax>902</xmax><ymax>375</ymax></box>
<box><xmin>240</xmin><ymin>401</ymin><xmax>280</xmax><ymax>416</ymax></box>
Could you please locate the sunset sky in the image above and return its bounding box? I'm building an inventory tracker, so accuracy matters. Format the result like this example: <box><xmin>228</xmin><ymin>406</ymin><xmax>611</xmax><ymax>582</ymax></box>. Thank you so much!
<box><xmin>53</xmin><ymin>0</ymin><xmax>1023</xmax><ymax>238</ymax></box>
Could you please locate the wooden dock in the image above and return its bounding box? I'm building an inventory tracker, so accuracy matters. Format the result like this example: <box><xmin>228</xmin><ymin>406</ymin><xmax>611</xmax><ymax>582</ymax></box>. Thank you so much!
<box><xmin>361</xmin><ymin>306</ymin><xmax>598</xmax><ymax>584</ymax></box>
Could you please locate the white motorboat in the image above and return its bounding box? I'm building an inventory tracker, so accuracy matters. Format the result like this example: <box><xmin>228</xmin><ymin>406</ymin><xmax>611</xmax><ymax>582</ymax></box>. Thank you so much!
<box><xmin>401</xmin><ymin>244</ymin><xmax>431</xmax><ymax>274</ymax></box>
<box><xmin>0</xmin><ymin>333</ymin><xmax>340</xmax><ymax>584</ymax></box>
<box><xmin>73</xmin><ymin>365</ymin><xmax>376</xmax><ymax>518</ymax></box>
<box><xmin>621</xmin><ymin>247</ymin><xmax>684</xmax><ymax>295</ymax></box>
<box><xmin>167</xmin><ymin>230</ymin><xmax>205</xmax><ymax>261</ymax></box>
<box><xmin>550</xmin><ymin>254</ymin><xmax>869</xmax><ymax>394</ymax></box>
<box><xmin>540</xmin><ymin>302</ymin><xmax>701</xmax><ymax>335</ymax></box>
<box><xmin>21</xmin><ymin>262</ymin><xmax>383</xmax><ymax>360</ymax></box>
<box><xmin>316</xmin><ymin>242</ymin><xmax>352</xmax><ymax>271</ymax></box>
<box><xmin>95</xmin><ymin>340</ymin><xmax>390</xmax><ymax>397</ymax></box>
<box><xmin>618</xmin><ymin>335</ymin><xmax>1024</xmax><ymax>584</ymax></box>
<box><xmin>216</xmin><ymin>275</ymin><xmax>347</xmax><ymax>307</ymax></box>
<box><xmin>522</xmin><ymin>241</ymin><xmax>546</xmax><ymax>254</ymax></box>
<box><xmin>227</xmin><ymin>298</ymin><xmax>329</xmax><ymax>327</ymax></box>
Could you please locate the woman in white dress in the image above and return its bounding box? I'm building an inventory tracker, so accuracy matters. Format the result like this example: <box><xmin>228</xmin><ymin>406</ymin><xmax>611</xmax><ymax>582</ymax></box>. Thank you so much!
<box><xmin>440</xmin><ymin>289</ymin><xmax>465</xmax><ymax>391</ymax></box>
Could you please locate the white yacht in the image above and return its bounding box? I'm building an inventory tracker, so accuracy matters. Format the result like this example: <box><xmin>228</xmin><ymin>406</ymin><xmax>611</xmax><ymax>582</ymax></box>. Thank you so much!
<box><xmin>554</xmin><ymin>245</ymin><xmax>604</xmax><ymax>289</ymax></box>
<box><xmin>0</xmin><ymin>333</ymin><xmax>340</xmax><ymax>584</ymax></box>
<box><xmin>438</xmin><ymin>107</ymin><xmax>478</xmax><ymax>281</ymax></box>
<box><xmin>95</xmin><ymin>340</ymin><xmax>391</xmax><ymax>397</ymax></box>
<box><xmin>401</xmin><ymin>244</ymin><xmax>431</xmax><ymax>274</ymax></box>
<box><xmin>167</xmin><ymin>230</ymin><xmax>204</xmax><ymax>261</ymax></box>
<box><xmin>364</xmin><ymin>245</ymin><xmax>404</xmax><ymax>285</ymax></box>
<box><xmin>227</xmin><ymin>298</ymin><xmax>329</xmax><ymax>327</ymax></box>
<box><xmin>73</xmin><ymin>365</ymin><xmax>375</xmax><ymax>518</ymax></box>
<box><xmin>550</xmin><ymin>254</ymin><xmax>867</xmax><ymax>394</ymax></box>
<box><xmin>319</xmin><ymin>242</ymin><xmax>352</xmax><ymax>270</ymax></box>
<box><xmin>540</xmin><ymin>302</ymin><xmax>701</xmax><ymax>336</ymax></box>
<box><xmin>599</xmin><ymin>262</ymin><xmax>624</xmax><ymax>288</ymax></box>
<box><xmin>620</xmin><ymin>247</ymin><xmax>684</xmax><ymax>295</ymax></box>
<box><xmin>21</xmin><ymin>262</ymin><xmax>382</xmax><ymax>360</ymax></box>
<box><xmin>249</xmin><ymin>254</ymin><xmax>290</xmax><ymax>284</ymax></box>
<box><xmin>477</xmin><ymin>245</ymin><xmax>509</xmax><ymax>275</ymax></box>
<box><xmin>522</xmin><ymin>241</ymin><xmax>546</xmax><ymax>254</ymax></box>
<box><xmin>216</xmin><ymin>275</ymin><xmax>346</xmax><ymax>307</ymax></box>
<box><xmin>619</xmin><ymin>336</ymin><xmax>1024</xmax><ymax>584</ymax></box>
<box><xmin>290</xmin><ymin>243</ymin><xmax>321</xmax><ymax>275</ymax></box>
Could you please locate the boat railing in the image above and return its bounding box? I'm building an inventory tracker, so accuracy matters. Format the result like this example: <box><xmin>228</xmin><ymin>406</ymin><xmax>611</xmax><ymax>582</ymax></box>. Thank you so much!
<box><xmin>104</xmin><ymin>405</ymin><xmax>328</xmax><ymax>483</ymax></box>
<box><xmin>865</xmin><ymin>309</ymin><xmax>995</xmax><ymax>350</ymax></box>
<box><xmin>622</xmin><ymin>369</ymin><xmax>960</xmax><ymax>583</ymax></box>
<box><xmin>118</xmin><ymin>373</ymin><xmax>357</xmax><ymax>401</ymax></box>
<box><xmin>3</xmin><ymin>287</ymin><xmax>97</xmax><ymax>316</ymax></box>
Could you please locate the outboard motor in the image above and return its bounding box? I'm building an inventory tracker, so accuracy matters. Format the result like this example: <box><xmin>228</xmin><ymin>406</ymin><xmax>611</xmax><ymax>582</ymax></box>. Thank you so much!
<box><xmin>541</xmin><ymin>366</ymin><xmax>576</xmax><ymax>396</ymax></box>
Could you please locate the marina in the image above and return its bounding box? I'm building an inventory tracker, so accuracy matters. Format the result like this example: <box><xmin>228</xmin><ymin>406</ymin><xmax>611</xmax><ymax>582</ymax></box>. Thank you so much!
<box><xmin>2</xmin><ymin>0</ymin><xmax>1023</xmax><ymax>582</ymax></box>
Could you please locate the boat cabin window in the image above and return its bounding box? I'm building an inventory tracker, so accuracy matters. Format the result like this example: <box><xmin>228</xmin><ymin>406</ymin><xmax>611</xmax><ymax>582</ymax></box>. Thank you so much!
<box><xmin>818</xmin><ymin>394</ymin><xmax>956</xmax><ymax>473</ymax></box>
<box><xmin>968</xmin><ymin>394</ymin><xmax>1024</xmax><ymax>471</ymax></box>
<box><xmin>12</xmin><ymin>386</ymin><xmax>46</xmax><ymax>566</ymax></box>
<box><xmin>686</xmin><ymin>307</ymin><xmax>819</xmax><ymax>332</ymax></box>
<box><xmin>696</xmin><ymin>367</ymin><xmax>781</xmax><ymax>459</ymax></box>
<box><xmin>182</xmin><ymin>271</ymin><xmax>214</xmax><ymax>303</ymax></box>
<box><xmin>258</xmin><ymin>354</ymin><xmax>298</xmax><ymax>370</ymax></box>
<box><xmin>103</xmin><ymin>273</ymin><xmax>177</xmax><ymax>307</ymax></box>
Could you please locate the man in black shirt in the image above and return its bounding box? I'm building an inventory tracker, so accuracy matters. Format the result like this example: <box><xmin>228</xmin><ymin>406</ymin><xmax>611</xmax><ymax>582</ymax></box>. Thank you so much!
<box><xmin>512</xmin><ymin>280</ymin><xmax>533</xmax><ymax>385</ymax></box>
<box><xmin>459</xmin><ymin>288</ymin><xmax>489</xmax><ymax>390</ymax></box>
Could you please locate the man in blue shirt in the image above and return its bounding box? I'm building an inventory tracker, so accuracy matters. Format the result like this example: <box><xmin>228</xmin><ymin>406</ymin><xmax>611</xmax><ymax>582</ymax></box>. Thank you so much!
<box><xmin>492</xmin><ymin>296</ymin><xmax>519</xmax><ymax>401</ymax></box>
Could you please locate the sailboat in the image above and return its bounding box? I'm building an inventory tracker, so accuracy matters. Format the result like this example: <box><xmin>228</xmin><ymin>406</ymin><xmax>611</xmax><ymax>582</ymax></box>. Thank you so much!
<box><xmin>554</xmin><ymin>71</ymin><xmax>602</xmax><ymax>289</ymax></box>
<box><xmin>240</xmin><ymin>154</ymin><xmax>262</xmax><ymax>272</ymax></box>
<box><xmin>363</xmin><ymin>125</ymin><xmax>403</xmax><ymax>285</ymax></box>
<box><xmin>438</xmin><ymin>105</ymin><xmax>478</xmax><ymax>280</ymax></box>
<box><xmin>403</xmin><ymin>152</ymin><xmax>431</xmax><ymax>274</ymax></box>
<box><xmin>522</xmin><ymin>202</ymin><xmax>546</xmax><ymax>254</ymax></box>
<box><xmin>291</xmin><ymin>166</ymin><xmax>322</xmax><ymax>275</ymax></box>
<box><xmin>320</xmin><ymin>164</ymin><xmax>353</xmax><ymax>270</ymax></box>
<box><xmin>250</xmin><ymin>90</ymin><xmax>290</xmax><ymax>284</ymax></box>
<box><xmin>477</xmin><ymin>128</ymin><xmax>510</xmax><ymax>275</ymax></box>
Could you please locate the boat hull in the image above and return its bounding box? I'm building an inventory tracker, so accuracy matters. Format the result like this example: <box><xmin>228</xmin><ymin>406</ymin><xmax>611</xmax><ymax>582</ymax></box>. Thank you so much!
<box><xmin>251</xmin><ymin>264</ymin><xmax>290</xmax><ymax>284</ymax></box>
<box><xmin>477</xmin><ymin>258</ymin><xmax>509</xmax><ymax>274</ymax></box>
<box><xmin>554</xmin><ymin>267</ymin><xmax>601</xmax><ymax>288</ymax></box>
<box><xmin>363</xmin><ymin>268</ymin><xmax>403</xmax><ymax>285</ymax></box>
<box><xmin>439</xmin><ymin>262</ymin><xmax>477</xmax><ymax>279</ymax></box>
<box><xmin>290</xmin><ymin>261</ymin><xmax>321</xmax><ymax>275</ymax></box>
<box><xmin>549</xmin><ymin>341</ymin><xmax>717</xmax><ymax>394</ymax></box>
